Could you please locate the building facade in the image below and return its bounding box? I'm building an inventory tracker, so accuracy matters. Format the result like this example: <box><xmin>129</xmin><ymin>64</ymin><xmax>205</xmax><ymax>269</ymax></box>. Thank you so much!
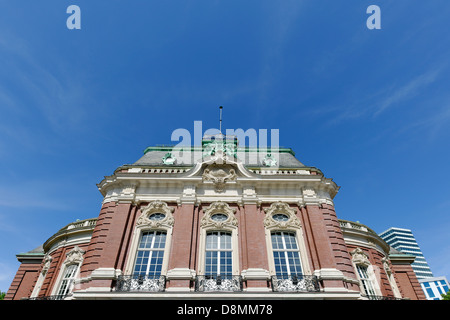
<box><xmin>6</xmin><ymin>135</ymin><xmax>426</xmax><ymax>300</ymax></box>
<box><xmin>379</xmin><ymin>227</ymin><xmax>434</xmax><ymax>279</ymax></box>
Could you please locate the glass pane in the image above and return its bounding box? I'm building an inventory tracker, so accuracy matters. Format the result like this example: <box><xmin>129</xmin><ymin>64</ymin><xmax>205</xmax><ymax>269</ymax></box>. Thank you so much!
<box><xmin>211</xmin><ymin>214</ymin><xmax>228</xmax><ymax>222</ymax></box>
<box><xmin>133</xmin><ymin>231</ymin><xmax>167</xmax><ymax>277</ymax></box>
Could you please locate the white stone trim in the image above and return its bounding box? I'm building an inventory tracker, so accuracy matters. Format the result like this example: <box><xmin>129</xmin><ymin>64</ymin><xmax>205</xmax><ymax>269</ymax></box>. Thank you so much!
<box><xmin>123</xmin><ymin>201</ymin><xmax>174</xmax><ymax>277</ymax></box>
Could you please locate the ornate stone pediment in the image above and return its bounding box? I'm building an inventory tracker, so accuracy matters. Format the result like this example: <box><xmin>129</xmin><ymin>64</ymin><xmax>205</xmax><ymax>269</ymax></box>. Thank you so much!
<box><xmin>351</xmin><ymin>248</ymin><xmax>370</xmax><ymax>266</ymax></box>
<box><xmin>202</xmin><ymin>164</ymin><xmax>237</xmax><ymax>192</ymax></box>
<box><xmin>263</xmin><ymin>202</ymin><xmax>301</xmax><ymax>230</ymax></box>
<box><xmin>65</xmin><ymin>246</ymin><xmax>85</xmax><ymax>265</ymax></box>
<box><xmin>201</xmin><ymin>201</ymin><xmax>237</xmax><ymax>230</ymax></box>
<box><xmin>136</xmin><ymin>200</ymin><xmax>175</xmax><ymax>229</ymax></box>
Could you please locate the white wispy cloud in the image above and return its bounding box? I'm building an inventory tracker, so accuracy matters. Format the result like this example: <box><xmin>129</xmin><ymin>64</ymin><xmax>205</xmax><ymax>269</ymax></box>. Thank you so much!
<box><xmin>373</xmin><ymin>67</ymin><xmax>442</xmax><ymax>116</ymax></box>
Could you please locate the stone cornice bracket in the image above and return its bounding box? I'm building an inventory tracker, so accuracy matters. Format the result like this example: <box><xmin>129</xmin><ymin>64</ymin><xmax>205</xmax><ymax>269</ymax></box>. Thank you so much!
<box><xmin>202</xmin><ymin>164</ymin><xmax>237</xmax><ymax>192</ymax></box>
<box><xmin>263</xmin><ymin>201</ymin><xmax>301</xmax><ymax>230</ymax></box>
<box><xmin>351</xmin><ymin>248</ymin><xmax>370</xmax><ymax>267</ymax></box>
<box><xmin>201</xmin><ymin>201</ymin><xmax>237</xmax><ymax>230</ymax></box>
<box><xmin>302</xmin><ymin>187</ymin><xmax>320</xmax><ymax>206</ymax></box>
<box><xmin>136</xmin><ymin>200</ymin><xmax>175</xmax><ymax>229</ymax></box>
<box><xmin>117</xmin><ymin>182</ymin><xmax>138</xmax><ymax>203</ymax></box>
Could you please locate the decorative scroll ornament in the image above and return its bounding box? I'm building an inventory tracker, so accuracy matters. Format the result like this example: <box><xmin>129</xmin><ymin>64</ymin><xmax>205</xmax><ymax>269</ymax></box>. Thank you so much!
<box><xmin>136</xmin><ymin>200</ymin><xmax>175</xmax><ymax>228</ymax></box>
<box><xmin>65</xmin><ymin>246</ymin><xmax>85</xmax><ymax>265</ymax></box>
<box><xmin>382</xmin><ymin>257</ymin><xmax>392</xmax><ymax>275</ymax></box>
<box><xmin>201</xmin><ymin>201</ymin><xmax>237</xmax><ymax>230</ymax></box>
<box><xmin>262</xmin><ymin>154</ymin><xmax>277</xmax><ymax>167</ymax></box>
<box><xmin>162</xmin><ymin>152</ymin><xmax>176</xmax><ymax>165</ymax></box>
<box><xmin>42</xmin><ymin>254</ymin><xmax>53</xmax><ymax>275</ymax></box>
<box><xmin>351</xmin><ymin>248</ymin><xmax>370</xmax><ymax>266</ymax></box>
<box><xmin>263</xmin><ymin>202</ymin><xmax>301</xmax><ymax>230</ymax></box>
<box><xmin>202</xmin><ymin>164</ymin><xmax>237</xmax><ymax>192</ymax></box>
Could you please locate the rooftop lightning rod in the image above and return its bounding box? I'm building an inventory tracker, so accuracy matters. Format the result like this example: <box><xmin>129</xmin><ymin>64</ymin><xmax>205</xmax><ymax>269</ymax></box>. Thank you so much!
<box><xmin>219</xmin><ymin>106</ymin><xmax>223</xmax><ymax>133</ymax></box>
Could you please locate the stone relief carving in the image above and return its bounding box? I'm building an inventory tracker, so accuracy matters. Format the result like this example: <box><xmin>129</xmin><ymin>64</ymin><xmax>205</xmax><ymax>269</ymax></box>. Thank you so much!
<box><xmin>162</xmin><ymin>152</ymin><xmax>176</xmax><ymax>165</ymax></box>
<box><xmin>351</xmin><ymin>248</ymin><xmax>370</xmax><ymax>266</ymax></box>
<box><xmin>201</xmin><ymin>201</ymin><xmax>237</xmax><ymax>230</ymax></box>
<box><xmin>42</xmin><ymin>254</ymin><xmax>53</xmax><ymax>275</ymax></box>
<box><xmin>65</xmin><ymin>246</ymin><xmax>85</xmax><ymax>265</ymax></box>
<box><xmin>262</xmin><ymin>154</ymin><xmax>278</xmax><ymax>167</ymax></box>
<box><xmin>136</xmin><ymin>200</ymin><xmax>175</xmax><ymax>228</ymax></box>
<box><xmin>263</xmin><ymin>202</ymin><xmax>301</xmax><ymax>230</ymax></box>
<box><xmin>202</xmin><ymin>164</ymin><xmax>237</xmax><ymax>192</ymax></box>
<box><xmin>382</xmin><ymin>257</ymin><xmax>392</xmax><ymax>275</ymax></box>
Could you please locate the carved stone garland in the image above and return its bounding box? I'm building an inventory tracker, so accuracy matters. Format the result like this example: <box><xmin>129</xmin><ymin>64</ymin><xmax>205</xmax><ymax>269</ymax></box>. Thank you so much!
<box><xmin>263</xmin><ymin>202</ymin><xmax>301</xmax><ymax>230</ymax></box>
<box><xmin>136</xmin><ymin>200</ymin><xmax>175</xmax><ymax>229</ymax></box>
<box><xmin>201</xmin><ymin>201</ymin><xmax>237</xmax><ymax>230</ymax></box>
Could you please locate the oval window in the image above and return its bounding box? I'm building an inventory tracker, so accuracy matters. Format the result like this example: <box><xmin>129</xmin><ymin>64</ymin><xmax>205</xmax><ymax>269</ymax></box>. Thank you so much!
<box><xmin>211</xmin><ymin>213</ymin><xmax>228</xmax><ymax>222</ymax></box>
<box><xmin>149</xmin><ymin>213</ymin><xmax>166</xmax><ymax>221</ymax></box>
<box><xmin>272</xmin><ymin>214</ymin><xmax>289</xmax><ymax>222</ymax></box>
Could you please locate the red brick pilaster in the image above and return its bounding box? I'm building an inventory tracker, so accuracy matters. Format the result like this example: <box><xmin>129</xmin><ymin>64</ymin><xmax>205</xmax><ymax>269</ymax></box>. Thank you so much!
<box><xmin>242</xmin><ymin>203</ymin><xmax>270</xmax><ymax>290</ymax></box>
<box><xmin>78</xmin><ymin>201</ymin><xmax>134</xmax><ymax>290</ymax></box>
<box><xmin>167</xmin><ymin>203</ymin><xmax>195</xmax><ymax>289</ymax></box>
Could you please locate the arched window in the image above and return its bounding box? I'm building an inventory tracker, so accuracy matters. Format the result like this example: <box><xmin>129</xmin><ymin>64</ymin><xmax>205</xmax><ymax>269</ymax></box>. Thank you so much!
<box><xmin>263</xmin><ymin>202</ymin><xmax>315</xmax><ymax>292</ymax></box>
<box><xmin>263</xmin><ymin>202</ymin><xmax>310</xmax><ymax>278</ymax></box>
<box><xmin>197</xmin><ymin>202</ymin><xmax>240</xmax><ymax>292</ymax></box>
<box><xmin>121</xmin><ymin>201</ymin><xmax>174</xmax><ymax>292</ymax></box>
<box><xmin>52</xmin><ymin>246</ymin><xmax>85</xmax><ymax>299</ymax></box>
<box><xmin>351</xmin><ymin>248</ymin><xmax>381</xmax><ymax>298</ymax></box>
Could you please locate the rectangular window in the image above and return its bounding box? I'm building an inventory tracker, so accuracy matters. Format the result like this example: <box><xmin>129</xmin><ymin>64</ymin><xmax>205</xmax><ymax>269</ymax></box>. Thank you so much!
<box><xmin>356</xmin><ymin>265</ymin><xmax>376</xmax><ymax>297</ymax></box>
<box><xmin>205</xmin><ymin>231</ymin><xmax>232</xmax><ymax>276</ymax></box>
<box><xmin>271</xmin><ymin>231</ymin><xmax>302</xmax><ymax>277</ymax></box>
<box><xmin>133</xmin><ymin>231</ymin><xmax>166</xmax><ymax>277</ymax></box>
<box><xmin>57</xmin><ymin>264</ymin><xmax>78</xmax><ymax>297</ymax></box>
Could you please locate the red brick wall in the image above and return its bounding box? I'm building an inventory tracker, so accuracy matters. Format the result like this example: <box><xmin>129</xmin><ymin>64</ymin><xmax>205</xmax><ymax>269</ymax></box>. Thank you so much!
<box><xmin>391</xmin><ymin>263</ymin><xmax>426</xmax><ymax>300</ymax></box>
<box><xmin>5</xmin><ymin>263</ymin><xmax>41</xmax><ymax>300</ymax></box>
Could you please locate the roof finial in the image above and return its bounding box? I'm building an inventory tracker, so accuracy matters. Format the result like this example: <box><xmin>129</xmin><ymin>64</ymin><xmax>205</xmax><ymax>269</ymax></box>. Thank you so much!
<box><xmin>219</xmin><ymin>106</ymin><xmax>223</xmax><ymax>134</ymax></box>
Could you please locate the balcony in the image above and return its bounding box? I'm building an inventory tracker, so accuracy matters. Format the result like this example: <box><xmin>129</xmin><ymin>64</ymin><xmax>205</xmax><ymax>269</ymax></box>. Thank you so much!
<box><xmin>271</xmin><ymin>274</ymin><xmax>320</xmax><ymax>292</ymax></box>
<box><xmin>195</xmin><ymin>275</ymin><xmax>243</xmax><ymax>292</ymax></box>
<box><xmin>115</xmin><ymin>275</ymin><xmax>166</xmax><ymax>292</ymax></box>
<box><xmin>362</xmin><ymin>294</ymin><xmax>403</xmax><ymax>300</ymax></box>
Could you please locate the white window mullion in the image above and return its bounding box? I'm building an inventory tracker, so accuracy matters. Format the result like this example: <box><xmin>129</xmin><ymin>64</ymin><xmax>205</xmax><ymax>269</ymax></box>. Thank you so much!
<box><xmin>145</xmin><ymin>231</ymin><xmax>156</xmax><ymax>276</ymax></box>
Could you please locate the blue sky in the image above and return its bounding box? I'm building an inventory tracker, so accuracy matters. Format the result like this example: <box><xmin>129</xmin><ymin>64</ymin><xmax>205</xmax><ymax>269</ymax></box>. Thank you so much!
<box><xmin>1</xmin><ymin>1</ymin><xmax>449</xmax><ymax>293</ymax></box>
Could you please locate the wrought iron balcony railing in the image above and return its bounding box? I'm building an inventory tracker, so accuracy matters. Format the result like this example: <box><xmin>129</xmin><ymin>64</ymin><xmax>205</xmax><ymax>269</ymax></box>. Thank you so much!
<box><xmin>362</xmin><ymin>294</ymin><xmax>403</xmax><ymax>300</ymax></box>
<box><xmin>26</xmin><ymin>294</ymin><xmax>69</xmax><ymax>300</ymax></box>
<box><xmin>271</xmin><ymin>274</ymin><xmax>320</xmax><ymax>292</ymax></box>
<box><xmin>195</xmin><ymin>275</ymin><xmax>243</xmax><ymax>292</ymax></box>
<box><xmin>115</xmin><ymin>275</ymin><xmax>166</xmax><ymax>292</ymax></box>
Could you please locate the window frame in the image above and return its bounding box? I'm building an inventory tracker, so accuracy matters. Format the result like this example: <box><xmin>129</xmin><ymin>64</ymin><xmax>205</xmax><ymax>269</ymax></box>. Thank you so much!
<box><xmin>263</xmin><ymin>202</ymin><xmax>311</xmax><ymax>277</ymax></box>
<box><xmin>197</xmin><ymin>202</ymin><xmax>239</xmax><ymax>276</ymax></box>
<box><xmin>123</xmin><ymin>201</ymin><xmax>174</xmax><ymax>277</ymax></box>
<box><xmin>351</xmin><ymin>247</ymin><xmax>382</xmax><ymax>297</ymax></box>
<box><xmin>50</xmin><ymin>246</ymin><xmax>85</xmax><ymax>298</ymax></box>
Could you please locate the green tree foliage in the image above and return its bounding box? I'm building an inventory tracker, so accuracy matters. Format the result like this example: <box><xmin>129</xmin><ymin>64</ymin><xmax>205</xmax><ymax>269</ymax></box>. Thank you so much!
<box><xmin>442</xmin><ymin>289</ymin><xmax>450</xmax><ymax>300</ymax></box>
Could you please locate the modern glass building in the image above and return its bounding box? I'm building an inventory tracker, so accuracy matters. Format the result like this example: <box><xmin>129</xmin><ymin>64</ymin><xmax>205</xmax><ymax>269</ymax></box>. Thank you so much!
<box><xmin>379</xmin><ymin>227</ymin><xmax>434</xmax><ymax>279</ymax></box>
<box><xmin>419</xmin><ymin>277</ymin><xmax>450</xmax><ymax>300</ymax></box>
